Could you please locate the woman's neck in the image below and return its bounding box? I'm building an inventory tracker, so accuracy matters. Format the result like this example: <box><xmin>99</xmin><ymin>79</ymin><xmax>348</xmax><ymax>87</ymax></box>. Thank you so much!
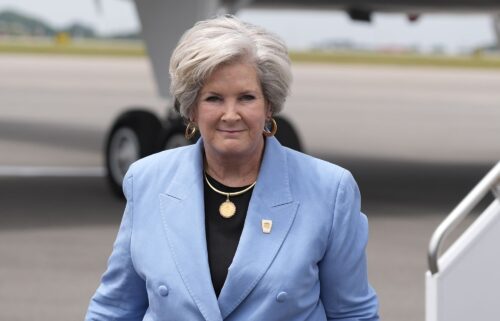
<box><xmin>203</xmin><ymin>145</ymin><xmax>265</xmax><ymax>188</ymax></box>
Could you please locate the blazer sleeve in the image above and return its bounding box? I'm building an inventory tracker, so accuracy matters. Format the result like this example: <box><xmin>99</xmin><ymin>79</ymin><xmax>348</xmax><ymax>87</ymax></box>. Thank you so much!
<box><xmin>85</xmin><ymin>169</ymin><xmax>148</xmax><ymax>321</ymax></box>
<box><xmin>319</xmin><ymin>170</ymin><xmax>379</xmax><ymax>321</ymax></box>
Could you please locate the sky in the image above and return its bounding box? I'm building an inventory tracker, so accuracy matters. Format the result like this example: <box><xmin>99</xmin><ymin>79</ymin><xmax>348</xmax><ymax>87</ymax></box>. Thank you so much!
<box><xmin>0</xmin><ymin>0</ymin><xmax>497</xmax><ymax>54</ymax></box>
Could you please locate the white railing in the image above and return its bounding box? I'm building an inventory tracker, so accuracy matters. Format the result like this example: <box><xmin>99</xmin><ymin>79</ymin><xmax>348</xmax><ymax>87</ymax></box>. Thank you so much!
<box><xmin>427</xmin><ymin>161</ymin><xmax>500</xmax><ymax>274</ymax></box>
<box><xmin>426</xmin><ymin>161</ymin><xmax>500</xmax><ymax>321</ymax></box>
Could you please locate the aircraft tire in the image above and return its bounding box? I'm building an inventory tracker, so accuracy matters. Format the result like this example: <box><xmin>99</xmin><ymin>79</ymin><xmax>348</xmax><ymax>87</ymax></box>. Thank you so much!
<box><xmin>105</xmin><ymin>110</ymin><xmax>163</xmax><ymax>197</ymax></box>
<box><xmin>274</xmin><ymin>115</ymin><xmax>302</xmax><ymax>152</ymax></box>
<box><xmin>159</xmin><ymin>116</ymin><xmax>199</xmax><ymax>151</ymax></box>
<box><xmin>159</xmin><ymin>115</ymin><xmax>301</xmax><ymax>152</ymax></box>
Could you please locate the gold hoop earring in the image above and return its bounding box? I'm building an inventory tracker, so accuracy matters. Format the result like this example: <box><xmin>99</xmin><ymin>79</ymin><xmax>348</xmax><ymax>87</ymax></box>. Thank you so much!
<box><xmin>185</xmin><ymin>122</ymin><xmax>197</xmax><ymax>140</ymax></box>
<box><xmin>263</xmin><ymin>118</ymin><xmax>277</xmax><ymax>137</ymax></box>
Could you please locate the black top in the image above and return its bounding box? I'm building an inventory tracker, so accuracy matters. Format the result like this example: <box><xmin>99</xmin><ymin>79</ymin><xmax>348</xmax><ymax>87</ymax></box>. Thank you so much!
<box><xmin>203</xmin><ymin>174</ymin><xmax>254</xmax><ymax>297</ymax></box>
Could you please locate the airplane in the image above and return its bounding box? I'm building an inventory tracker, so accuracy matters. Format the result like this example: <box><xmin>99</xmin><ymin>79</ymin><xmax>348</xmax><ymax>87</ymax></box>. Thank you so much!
<box><xmin>104</xmin><ymin>0</ymin><xmax>500</xmax><ymax>196</ymax></box>
<box><xmin>6</xmin><ymin>1</ymin><xmax>492</xmax><ymax>320</ymax></box>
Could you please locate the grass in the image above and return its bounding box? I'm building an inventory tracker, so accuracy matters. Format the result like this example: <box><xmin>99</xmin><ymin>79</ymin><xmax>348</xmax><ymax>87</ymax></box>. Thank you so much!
<box><xmin>1</xmin><ymin>37</ymin><xmax>500</xmax><ymax>69</ymax></box>
<box><xmin>0</xmin><ymin>38</ymin><xmax>145</xmax><ymax>57</ymax></box>
<box><xmin>290</xmin><ymin>51</ymin><xmax>500</xmax><ymax>69</ymax></box>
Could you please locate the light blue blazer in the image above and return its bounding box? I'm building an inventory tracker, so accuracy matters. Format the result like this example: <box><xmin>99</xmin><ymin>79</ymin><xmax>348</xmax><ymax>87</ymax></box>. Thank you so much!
<box><xmin>85</xmin><ymin>137</ymin><xmax>379</xmax><ymax>321</ymax></box>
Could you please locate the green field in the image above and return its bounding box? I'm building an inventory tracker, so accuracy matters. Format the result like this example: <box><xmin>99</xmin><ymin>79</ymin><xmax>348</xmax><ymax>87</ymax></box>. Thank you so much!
<box><xmin>0</xmin><ymin>39</ymin><xmax>145</xmax><ymax>57</ymax></box>
<box><xmin>2</xmin><ymin>38</ymin><xmax>500</xmax><ymax>69</ymax></box>
<box><xmin>290</xmin><ymin>51</ymin><xmax>500</xmax><ymax>69</ymax></box>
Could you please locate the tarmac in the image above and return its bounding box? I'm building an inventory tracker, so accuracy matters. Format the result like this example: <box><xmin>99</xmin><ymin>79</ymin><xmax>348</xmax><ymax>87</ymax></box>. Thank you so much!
<box><xmin>1</xmin><ymin>54</ymin><xmax>499</xmax><ymax>321</ymax></box>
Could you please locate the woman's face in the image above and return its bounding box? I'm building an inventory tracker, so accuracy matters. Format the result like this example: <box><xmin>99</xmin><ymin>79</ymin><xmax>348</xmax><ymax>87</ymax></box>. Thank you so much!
<box><xmin>194</xmin><ymin>61</ymin><xmax>270</xmax><ymax>160</ymax></box>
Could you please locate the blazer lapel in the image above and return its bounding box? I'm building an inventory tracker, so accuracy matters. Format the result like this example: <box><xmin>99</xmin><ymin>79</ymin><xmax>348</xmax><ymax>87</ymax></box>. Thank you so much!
<box><xmin>217</xmin><ymin>137</ymin><xmax>299</xmax><ymax>319</ymax></box>
<box><xmin>159</xmin><ymin>140</ymin><xmax>222</xmax><ymax>321</ymax></box>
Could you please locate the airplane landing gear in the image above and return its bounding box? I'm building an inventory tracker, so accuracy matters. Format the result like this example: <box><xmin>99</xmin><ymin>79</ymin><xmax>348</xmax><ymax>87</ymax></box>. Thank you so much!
<box><xmin>274</xmin><ymin>116</ymin><xmax>302</xmax><ymax>152</ymax></box>
<box><xmin>494</xmin><ymin>14</ymin><xmax>500</xmax><ymax>48</ymax></box>
<box><xmin>159</xmin><ymin>109</ymin><xmax>199</xmax><ymax>150</ymax></box>
<box><xmin>105</xmin><ymin>109</ymin><xmax>163</xmax><ymax>196</ymax></box>
<box><xmin>105</xmin><ymin>108</ymin><xmax>302</xmax><ymax>197</ymax></box>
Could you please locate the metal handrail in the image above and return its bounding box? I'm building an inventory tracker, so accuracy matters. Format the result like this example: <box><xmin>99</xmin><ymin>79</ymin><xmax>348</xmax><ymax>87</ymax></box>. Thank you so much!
<box><xmin>428</xmin><ymin>161</ymin><xmax>500</xmax><ymax>275</ymax></box>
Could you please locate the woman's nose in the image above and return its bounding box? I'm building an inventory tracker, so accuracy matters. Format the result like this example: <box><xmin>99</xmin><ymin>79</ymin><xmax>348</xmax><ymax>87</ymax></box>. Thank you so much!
<box><xmin>221</xmin><ymin>100</ymin><xmax>241</xmax><ymax>122</ymax></box>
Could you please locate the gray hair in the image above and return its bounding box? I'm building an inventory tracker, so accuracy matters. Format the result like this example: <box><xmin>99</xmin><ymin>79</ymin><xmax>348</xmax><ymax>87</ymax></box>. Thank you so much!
<box><xmin>169</xmin><ymin>15</ymin><xmax>292</xmax><ymax>119</ymax></box>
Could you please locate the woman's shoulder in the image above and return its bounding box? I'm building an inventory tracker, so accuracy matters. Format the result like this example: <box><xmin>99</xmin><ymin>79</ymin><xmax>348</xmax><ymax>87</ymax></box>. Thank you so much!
<box><xmin>126</xmin><ymin>144</ymin><xmax>195</xmax><ymax>178</ymax></box>
<box><xmin>122</xmin><ymin>144</ymin><xmax>199</xmax><ymax>199</ymax></box>
<box><xmin>281</xmin><ymin>146</ymin><xmax>359</xmax><ymax>201</ymax></box>
<box><xmin>283</xmin><ymin>147</ymin><xmax>349</xmax><ymax>181</ymax></box>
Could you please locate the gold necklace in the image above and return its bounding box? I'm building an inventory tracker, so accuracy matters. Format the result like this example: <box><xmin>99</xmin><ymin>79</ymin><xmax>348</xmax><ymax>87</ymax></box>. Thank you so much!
<box><xmin>204</xmin><ymin>173</ymin><xmax>256</xmax><ymax>218</ymax></box>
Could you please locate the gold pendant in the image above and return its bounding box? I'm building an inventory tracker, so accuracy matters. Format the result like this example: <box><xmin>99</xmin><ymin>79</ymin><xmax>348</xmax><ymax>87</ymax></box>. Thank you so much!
<box><xmin>219</xmin><ymin>200</ymin><xmax>236</xmax><ymax>218</ymax></box>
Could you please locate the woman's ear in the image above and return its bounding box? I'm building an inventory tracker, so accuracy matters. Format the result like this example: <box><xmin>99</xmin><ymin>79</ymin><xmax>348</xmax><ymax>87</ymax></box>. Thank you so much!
<box><xmin>188</xmin><ymin>107</ymin><xmax>197</xmax><ymax>123</ymax></box>
<box><xmin>266</xmin><ymin>103</ymin><xmax>273</xmax><ymax>119</ymax></box>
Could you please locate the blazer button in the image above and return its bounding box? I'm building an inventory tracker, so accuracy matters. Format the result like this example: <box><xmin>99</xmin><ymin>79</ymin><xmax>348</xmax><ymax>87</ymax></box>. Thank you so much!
<box><xmin>276</xmin><ymin>291</ymin><xmax>288</xmax><ymax>303</ymax></box>
<box><xmin>158</xmin><ymin>285</ymin><xmax>169</xmax><ymax>297</ymax></box>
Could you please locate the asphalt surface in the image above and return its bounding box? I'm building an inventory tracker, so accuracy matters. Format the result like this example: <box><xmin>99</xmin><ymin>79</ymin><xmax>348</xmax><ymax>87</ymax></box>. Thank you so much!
<box><xmin>1</xmin><ymin>54</ymin><xmax>499</xmax><ymax>165</ymax></box>
<box><xmin>1</xmin><ymin>54</ymin><xmax>499</xmax><ymax>321</ymax></box>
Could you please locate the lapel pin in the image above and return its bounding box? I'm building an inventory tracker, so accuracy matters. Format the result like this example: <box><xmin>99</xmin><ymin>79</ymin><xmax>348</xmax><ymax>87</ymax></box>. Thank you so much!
<box><xmin>261</xmin><ymin>219</ymin><xmax>272</xmax><ymax>234</ymax></box>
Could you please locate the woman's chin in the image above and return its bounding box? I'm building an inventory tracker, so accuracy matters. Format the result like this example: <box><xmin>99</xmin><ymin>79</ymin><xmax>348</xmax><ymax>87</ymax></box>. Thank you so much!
<box><xmin>208</xmin><ymin>140</ymin><xmax>262</xmax><ymax>159</ymax></box>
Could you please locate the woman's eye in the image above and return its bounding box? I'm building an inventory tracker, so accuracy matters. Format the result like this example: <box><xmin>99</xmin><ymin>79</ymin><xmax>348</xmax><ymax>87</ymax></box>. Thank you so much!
<box><xmin>240</xmin><ymin>94</ymin><xmax>255</xmax><ymax>101</ymax></box>
<box><xmin>205</xmin><ymin>96</ymin><xmax>220</xmax><ymax>102</ymax></box>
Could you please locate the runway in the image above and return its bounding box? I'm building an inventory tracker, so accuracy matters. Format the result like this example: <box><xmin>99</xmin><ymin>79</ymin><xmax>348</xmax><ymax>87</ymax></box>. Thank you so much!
<box><xmin>1</xmin><ymin>54</ymin><xmax>499</xmax><ymax>165</ymax></box>
<box><xmin>1</xmin><ymin>54</ymin><xmax>499</xmax><ymax>321</ymax></box>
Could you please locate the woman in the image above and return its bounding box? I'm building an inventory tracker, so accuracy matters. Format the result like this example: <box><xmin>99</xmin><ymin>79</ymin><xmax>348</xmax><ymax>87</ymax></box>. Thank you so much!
<box><xmin>85</xmin><ymin>16</ymin><xmax>379</xmax><ymax>321</ymax></box>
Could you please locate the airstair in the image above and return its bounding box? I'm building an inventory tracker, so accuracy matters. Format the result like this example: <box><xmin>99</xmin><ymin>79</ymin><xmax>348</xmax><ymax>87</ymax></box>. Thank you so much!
<box><xmin>426</xmin><ymin>162</ymin><xmax>500</xmax><ymax>321</ymax></box>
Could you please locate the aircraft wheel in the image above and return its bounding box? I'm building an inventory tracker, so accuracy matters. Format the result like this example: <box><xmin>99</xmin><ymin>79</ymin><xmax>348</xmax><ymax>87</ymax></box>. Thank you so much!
<box><xmin>274</xmin><ymin>116</ymin><xmax>302</xmax><ymax>152</ymax></box>
<box><xmin>160</xmin><ymin>117</ymin><xmax>199</xmax><ymax>150</ymax></box>
<box><xmin>105</xmin><ymin>110</ymin><xmax>162</xmax><ymax>196</ymax></box>
<box><xmin>164</xmin><ymin>131</ymin><xmax>189</xmax><ymax>149</ymax></box>
<box><xmin>158</xmin><ymin>116</ymin><xmax>301</xmax><ymax>152</ymax></box>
